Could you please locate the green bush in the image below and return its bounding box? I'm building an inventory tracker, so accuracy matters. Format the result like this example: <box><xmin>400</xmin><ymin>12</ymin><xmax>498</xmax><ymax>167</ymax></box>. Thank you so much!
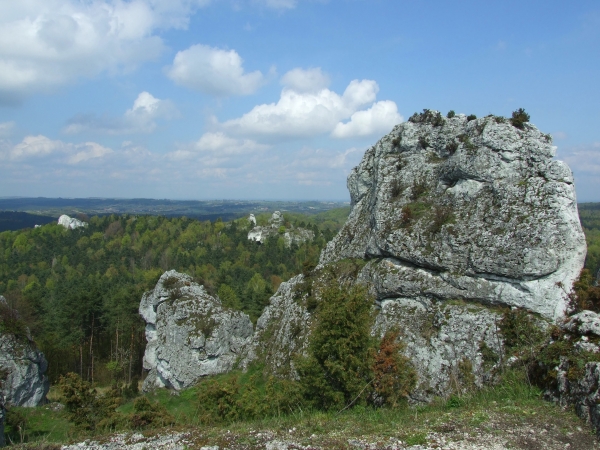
<box><xmin>466</xmin><ymin>114</ymin><xmax>477</xmax><ymax>121</ymax></box>
<box><xmin>510</xmin><ymin>108</ymin><xmax>530</xmax><ymax>129</ymax></box>
<box><xmin>129</xmin><ymin>397</ymin><xmax>174</xmax><ymax>429</ymax></box>
<box><xmin>296</xmin><ymin>283</ymin><xmax>375</xmax><ymax>411</ymax></box>
<box><xmin>446</xmin><ymin>110</ymin><xmax>456</xmax><ymax>119</ymax></box>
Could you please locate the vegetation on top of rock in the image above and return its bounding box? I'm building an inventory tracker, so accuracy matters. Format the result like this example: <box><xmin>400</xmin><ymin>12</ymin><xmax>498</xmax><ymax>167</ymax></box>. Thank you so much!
<box><xmin>510</xmin><ymin>107</ymin><xmax>531</xmax><ymax>129</ymax></box>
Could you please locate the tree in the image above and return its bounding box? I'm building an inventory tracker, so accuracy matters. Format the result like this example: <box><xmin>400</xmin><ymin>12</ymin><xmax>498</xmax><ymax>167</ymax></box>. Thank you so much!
<box><xmin>297</xmin><ymin>282</ymin><xmax>375</xmax><ymax>410</ymax></box>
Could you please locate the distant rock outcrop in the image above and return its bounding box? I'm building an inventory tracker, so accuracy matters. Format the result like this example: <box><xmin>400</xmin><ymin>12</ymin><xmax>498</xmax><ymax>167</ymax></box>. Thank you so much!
<box><xmin>58</xmin><ymin>214</ymin><xmax>87</xmax><ymax>230</ymax></box>
<box><xmin>139</xmin><ymin>271</ymin><xmax>254</xmax><ymax>391</ymax></box>
<box><xmin>320</xmin><ymin>110</ymin><xmax>585</xmax><ymax>320</ymax></box>
<box><xmin>247</xmin><ymin>211</ymin><xmax>314</xmax><ymax>247</ymax></box>
<box><xmin>0</xmin><ymin>296</ymin><xmax>49</xmax><ymax>407</ymax></box>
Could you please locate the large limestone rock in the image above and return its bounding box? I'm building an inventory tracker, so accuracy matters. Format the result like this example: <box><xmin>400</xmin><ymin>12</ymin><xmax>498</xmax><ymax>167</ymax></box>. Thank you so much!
<box><xmin>0</xmin><ymin>296</ymin><xmax>49</xmax><ymax>407</ymax></box>
<box><xmin>139</xmin><ymin>271</ymin><xmax>254</xmax><ymax>391</ymax></box>
<box><xmin>320</xmin><ymin>110</ymin><xmax>586</xmax><ymax>320</ymax></box>
<box><xmin>247</xmin><ymin>211</ymin><xmax>314</xmax><ymax>247</ymax></box>
<box><xmin>58</xmin><ymin>214</ymin><xmax>87</xmax><ymax>230</ymax></box>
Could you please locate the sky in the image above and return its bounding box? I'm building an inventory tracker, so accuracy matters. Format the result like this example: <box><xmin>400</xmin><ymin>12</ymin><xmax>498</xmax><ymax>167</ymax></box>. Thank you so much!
<box><xmin>0</xmin><ymin>0</ymin><xmax>599</xmax><ymax>202</ymax></box>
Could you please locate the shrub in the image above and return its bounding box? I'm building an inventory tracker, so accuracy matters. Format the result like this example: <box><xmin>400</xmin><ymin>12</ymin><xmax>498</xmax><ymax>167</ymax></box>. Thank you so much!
<box><xmin>371</xmin><ymin>330</ymin><xmax>416</xmax><ymax>407</ymax></box>
<box><xmin>390</xmin><ymin>179</ymin><xmax>404</xmax><ymax>199</ymax></box>
<box><xmin>418</xmin><ymin>136</ymin><xmax>430</xmax><ymax>149</ymax></box>
<box><xmin>430</xmin><ymin>206</ymin><xmax>454</xmax><ymax>233</ymax></box>
<box><xmin>400</xmin><ymin>206</ymin><xmax>413</xmax><ymax>227</ymax></box>
<box><xmin>568</xmin><ymin>268</ymin><xmax>600</xmax><ymax>312</ymax></box>
<box><xmin>466</xmin><ymin>114</ymin><xmax>477</xmax><ymax>121</ymax></box>
<box><xmin>58</xmin><ymin>373</ymin><xmax>113</xmax><ymax>431</ymax></box>
<box><xmin>446</xmin><ymin>141</ymin><xmax>458</xmax><ymax>155</ymax></box>
<box><xmin>129</xmin><ymin>397</ymin><xmax>174</xmax><ymax>429</ymax></box>
<box><xmin>408</xmin><ymin>109</ymin><xmax>444</xmax><ymax>126</ymax></box>
<box><xmin>510</xmin><ymin>108</ymin><xmax>530</xmax><ymax>129</ymax></box>
<box><xmin>410</xmin><ymin>178</ymin><xmax>428</xmax><ymax>201</ymax></box>
<box><xmin>296</xmin><ymin>283</ymin><xmax>375</xmax><ymax>411</ymax></box>
<box><xmin>446</xmin><ymin>110</ymin><xmax>456</xmax><ymax>119</ymax></box>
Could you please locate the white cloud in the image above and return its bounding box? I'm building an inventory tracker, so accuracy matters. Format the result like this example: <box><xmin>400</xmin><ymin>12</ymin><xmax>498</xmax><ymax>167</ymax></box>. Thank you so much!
<box><xmin>220</xmin><ymin>78</ymin><xmax>380</xmax><ymax>138</ymax></box>
<box><xmin>559</xmin><ymin>142</ymin><xmax>600</xmax><ymax>175</ymax></box>
<box><xmin>1</xmin><ymin>135</ymin><xmax>113</xmax><ymax>164</ymax></box>
<box><xmin>280</xmin><ymin>67</ymin><xmax>330</xmax><ymax>93</ymax></box>
<box><xmin>166</xmin><ymin>44</ymin><xmax>264</xmax><ymax>96</ymax></box>
<box><xmin>0</xmin><ymin>121</ymin><xmax>15</xmax><ymax>138</ymax></box>
<box><xmin>64</xmin><ymin>91</ymin><xmax>178</xmax><ymax>134</ymax></box>
<box><xmin>166</xmin><ymin>132</ymin><xmax>269</xmax><ymax>162</ymax></box>
<box><xmin>0</xmin><ymin>0</ymin><xmax>212</xmax><ymax>103</ymax></box>
<box><xmin>332</xmin><ymin>100</ymin><xmax>403</xmax><ymax>138</ymax></box>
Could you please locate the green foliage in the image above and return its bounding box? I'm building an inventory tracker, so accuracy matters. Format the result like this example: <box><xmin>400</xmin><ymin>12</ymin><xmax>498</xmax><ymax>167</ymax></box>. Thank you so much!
<box><xmin>446</xmin><ymin>110</ymin><xmax>456</xmax><ymax>119</ymax></box>
<box><xmin>408</xmin><ymin>109</ymin><xmax>444</xmax><ymax>126</ymax></box>
<box><xmin>466</xmin><ymin>114</ymin><xmax>477</xmax><ymax>121</ymax></box>
<box><xmin>129</xmin><ymin>396</ymin><xmax>174</xmax><ymax>429</ymax></box>
<box><xmin>195</xmin><ymin>366</ymin><xmax>304</xmax><ymax>424</ymax></box>
<box><xmin>498</xmin><ymin>308</ymin><xmax>544</xmax><ymax>355</ymax></box>
<box><xmin>0</xmin><ymin>210</ymin><xmax>335</xmax><ymax>383</ymax></box>
<box><xmin>296</xmin><ymin>283</ymin><xmax>375</xmax><ymax>410</ymax></box>
<box><xmin>569</xmin><ymin>268</ymin><xmax>600</xmax><ymax>313</ymax></box>
<box><xmin>0</xmin><ymin>301</ymin><xmax>27</xmax><ymax>337</ymax></box>
<box><xmin>5</xmin><ymin>408</ymin><xmax>27</xmax><ymax>444</ymax></box>
<box><xmin>510</xmin><ymin>108</ymin><xmax>530</xmax><ymax>129</ymax></box>
<box><xmin>57</xmin><ymin>373</ymin><xmax>118</xmax><ymax>431</ymax></box>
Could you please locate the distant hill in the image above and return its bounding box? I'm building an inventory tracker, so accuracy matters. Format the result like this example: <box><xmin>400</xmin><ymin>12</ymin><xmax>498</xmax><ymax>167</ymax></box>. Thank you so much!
<box><xmin>0</xmin><ymin>211</ymin><xmax>56</xmax><ymax>232</ymax></box>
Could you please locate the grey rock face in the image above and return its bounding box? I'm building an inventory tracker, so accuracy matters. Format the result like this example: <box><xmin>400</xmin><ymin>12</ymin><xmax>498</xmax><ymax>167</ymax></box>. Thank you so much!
<box><xmin>563</xmin><ymin>310</ymin><xmax>600</xmax><ymax>336</ymax></box>
<box><xmin>241</xmin><ymin>275</ymin><xmax>312</xmax><ymax>375</ymax></box>
<box><xmin>139</xmin><ymin>271</ymin><xmax>254</xmax><ymax>391</ymax></box>
<box><xmin>320</xmin><ymin>112</ymin><xmax>586</xmax><ymax>319</ymax></box>
<box><xmin>0</xmin><ymin>297</ymin><xmax>49</xmax><ymax>407</ymax></box>
<box><xmin>57</xmin><ymin>214</ymin><xmax>87</xmax><ymax>230</ymax></box>
<box><xmin>373</xmin><ymin>297</ymin><xmax>503</xmax><ymax>400</ymax></box>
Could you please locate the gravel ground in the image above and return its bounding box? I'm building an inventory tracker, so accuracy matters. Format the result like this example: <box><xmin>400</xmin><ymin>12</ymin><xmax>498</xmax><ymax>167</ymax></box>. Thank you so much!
<box><xmin>60</xmin><ymin>414</ymin><xmax>599</xmax><ymax>450</ymax></box>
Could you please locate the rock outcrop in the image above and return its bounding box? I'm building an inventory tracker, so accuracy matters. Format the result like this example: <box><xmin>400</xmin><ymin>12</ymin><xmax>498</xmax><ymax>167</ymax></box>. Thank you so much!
<box><xmin>320</xmin><ymin>110</ymin><xmax>586</xmax><ymax>320</ymax></box>
<box><xmin>0</xmin><ymin>296</ymin><xmax>49</xmax><ymax>407</ymax></box>
<box><xmin>58</xmin><ymin>214</ymin><xmax>87</xmax><ymax>230</ymax></box>
<box><xmin>139</xmin><ymin>271</ymin><xmax>254</xmax><ymax>391</ymax></box>
<box><xmin>247</xmin><ymin>211</ymin><xmax>314</xmax><ymax>247</ymax></box>
<box><xmin>139</xmin><ymin>111</ymin><xmax>586</xmax><ymax>401</ymax></box>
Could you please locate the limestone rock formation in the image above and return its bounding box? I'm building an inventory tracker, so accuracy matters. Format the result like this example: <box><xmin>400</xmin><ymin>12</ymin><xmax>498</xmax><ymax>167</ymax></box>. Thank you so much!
<box><xmin>0</xmin><ymin>296</ymin><xmax>49</xmax><ymax>407</ymax></box>
<box><xmin>58</xmin><ymin>214</ymin><xmax>87</xmax><ymax>230</ymax></box>
<box><xmin>241</xmin><ymin>275</ymin><xmax>312</xmax><ymax>374</ymax></box>
<box><xmin>248</xmin><ymin>214</ymin><xmax>257</xmax><ymax>227</ymax></box>
<box><xmin>139</xmin><ymin>271</ymin><xmax>254</xmax><ymax>391</ymax></box>
<box><xmin>247</xmin><ymin>211</ymin><xmax>314</xmax><ymax>248</ymax></box>
<box><xmin>320</xmin><ymin>110</ymin><xmax>586</xmax><ymax>320</ymax></box>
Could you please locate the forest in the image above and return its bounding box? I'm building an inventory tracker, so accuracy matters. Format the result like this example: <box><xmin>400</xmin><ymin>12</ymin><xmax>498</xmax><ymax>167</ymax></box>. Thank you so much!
<box><xmin>0</xmin><ymin>208</ymin><xmax>349</xmax><ymax>385</ymax></box>
<box><xmin>0</xmin><ymin>204</ymin><xmax>599</xmax><ymax>389</ymax></box>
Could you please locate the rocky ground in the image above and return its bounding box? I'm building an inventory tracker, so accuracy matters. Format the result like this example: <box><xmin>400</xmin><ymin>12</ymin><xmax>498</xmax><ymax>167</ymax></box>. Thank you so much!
<box><xmin>57</xmin><ymin>413</ymin><xmax>598</xmax><ymax>450</ymax></box>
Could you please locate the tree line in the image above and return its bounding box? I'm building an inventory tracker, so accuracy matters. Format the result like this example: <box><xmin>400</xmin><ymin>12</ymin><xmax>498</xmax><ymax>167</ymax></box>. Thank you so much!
<box><xmin>0</xmin><ymin>210</ymin><xmax>347</xmax><ymax>385</ymax></box>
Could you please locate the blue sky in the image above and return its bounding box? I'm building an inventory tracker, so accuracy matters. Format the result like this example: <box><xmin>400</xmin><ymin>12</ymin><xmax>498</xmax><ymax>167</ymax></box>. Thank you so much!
<box><xmin>0</xmin><ymin>0</ymin><xmax>599</xmax><ymax>201</ymax></box>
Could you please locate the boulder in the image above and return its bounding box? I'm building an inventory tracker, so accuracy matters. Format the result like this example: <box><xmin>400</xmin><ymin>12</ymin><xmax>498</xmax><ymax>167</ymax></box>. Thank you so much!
<box><xmin>139</xmin><ymin>271</ymin><xmax>254</xmax><ymax>391</ymax></box>
<box><xmin>0</xmin><ymin>296</ymin><xmax>49</xmax><ymax>407</ymax></box>
<box><xmin>248</xmin><ymin>214</ymin><xmax>257</xmax><ymax>227</ymax></box>
<box><xmin>320</xmin><ymin>111</ymin><xmax>586</xmax><ymax>320</ymax></box>
<box><xmin>57</xmin><ymin>214</ymin><xmax>87</xmax><ymax>230</ymax></box>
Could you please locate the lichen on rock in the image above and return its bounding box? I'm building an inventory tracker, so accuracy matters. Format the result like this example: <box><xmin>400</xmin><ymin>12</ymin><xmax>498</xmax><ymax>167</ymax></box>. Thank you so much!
<box><xmin>139</xmin><ymin>271</ymin><xmax>254</xmax><ymax>391</ymax></box>
<box><xmin>0</xmin><ymin>296</ymin><xmax>49</xmax><ymax>407</ymax></box>
<box><xmin>320</xmin><ymin>110</ymin><xmax>586</xmax><ymax>320</ymax></box>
